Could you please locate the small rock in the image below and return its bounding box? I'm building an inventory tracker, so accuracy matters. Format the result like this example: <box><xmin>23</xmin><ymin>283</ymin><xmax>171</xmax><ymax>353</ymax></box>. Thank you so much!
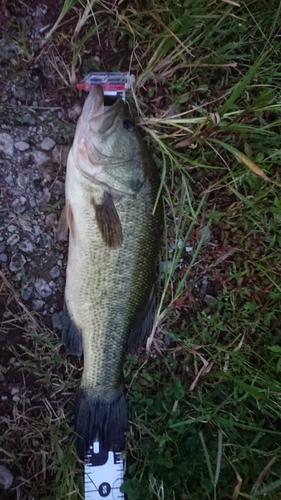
<box><xmin>1</xmin><ymin>396</ymin><xmax>8</xmax><ymax>401</ymax></box>
<box><xmin>164</xmin><ymin>335</ymin><xmax>171</xmax><ymax>346</ymax></box>
<box><xmin>35</xmin><ymin>278</ymin><xmax>52</xmax><ymax>298</ymax></box>
<box><xmin>31</xmin><ymin>150</ymin><xmax>50</xmax><ymax>166</ymax></box>
<box><xmin>33</xmin><ymin>299</ymin><xmax>45</xmax><ymax>310</ymax></box>
<box><xmin>40</xmin><ymin>137</ymin><xmax>55</xmax><ymax>151</ymax></box>
<box><xmin>52</xmin><ymin>312</ymin><xmax>62</xmax><ymax>330</ymax></box>
<box><xmin>45</xmin><ymin>213</ymin><xmax>57</xmax><ymax>228</ymax></box>
<box><xmin>200</xmin><ymin>277</ymin><xmax>208</xmax><ymax>296</ymax></box>
<box><xmin>0</xmin><ymin>465</ymin><xmax>14</xmax><ymax>490</ymax></box>
<box><xmin>35</xmin><ymin>5</ymin><xmax>47</xmax><ymax>18</ymax></box>
<box><xmin>12</xmin><ymin>395</ymin><xmax>20</xmax><ymax>402</ymax></box>
<box><xmin>9</xmin><ymin>253</ymin><xmax>26</xmax><ymax>272</ymax></box>
<box><xmin>33</xmin><ymin>224</ymin><xmax>41</xmax><ymax>236</ymax></box>
<box><xmin>7</xmin><ymin>234</ymin><xmax>19</xmax><ymax>246</ymax></box>
<box><xmin>170</xmin><ymin>238</ymin><xmax>184</xmax><ymax>250</ymax></box>
<box><xmin>18</xmin><ymin>217</ymin><xmax>32</xmax><ymax>232</ymax></box>
<box><xmin>52</xmin><ymin>144</ymin><xmax>71</xmax><ymax>165</ymax></box>
<box><xmin>17</xmin><ymin>172</ymin><xmax>28</xmax><ymax>189</ymax></box>
<box><xmin>10</xmin><ymin>387</ymin><xmax>19</xmax><ymax>395</ymax></box>
<box><xmin>0</xmin><ymin>132</ymin><xmax>14</xmax><ymax>157</ymax></box>
<box><xmin>20</xmin><ymin>196</ymin><xmax>26</xmax><ymax>205</ymax></box>
<box><xmin>21</xmin><ymin>286</ymin><xmax>33</xmax><ymax>301</ymax></box>
<box><xmin>0</xmin><ymin>253</ymin><xmax>7</xmax><ymax>262</ymax></box>
<box><xmin>4</xmin><ymin>173</ymin><xmax>14</xmax><ymax>187</ymax></box>
<box><xmin>53</xmin><ymin>180</ymin><xmax>65</xmax><ymax>195</ymax></box>
<box><xmin>161</xmin><ymin>260</ymin><xmax>173</xmax><ymax>275</ymax></box>
<box><xmin>185</xmin><ymin>245</ymin><xmax>193</xmax><ymax>253</ymax></box>
<box><xmin>15</xmin><ymin>141</ymin><xmax>30</xmax><ymax>151</ymax></box>
<box><xmin>41</xmin><ymin>233</ymin><xmax>52</xmax><ymax>249</ymax></box>
<box><xmin>7</xmin><ymin>224</ymin><xmax>17</xmax><ymax>233</ymax></box>
<box><xmin>68</xmin><ymin>104</ymin><xmax>82</xmax><ymax>121</ymax></box>
<box><xmin>19</xmin><ymin>239</ymin><xmax>34</xmax><ymax>253</ymax></box>
<box><xmin>197</xmin><ymin>227</ymin><xmax>212</xmax><ymax>244</ymax></box>
<box><xmin>29</xmin><ymin>196</ymin><xmax>36</xmax><ymax>208</ymax></box>
<box><xmin>49</xmin><ymin>266</ymin><xmax>60</xmax><ymax>279</ymax></box>
<box><xmin>39</xmin><ymin>188</ymin><xmax>51</xmax><ymax>203</ymax></box>
<box><xmin>12</xmin><ymin>86</ymin><xmax>26</xmax><ymax>101</ymax></box>
<box><xmin>205</xmin><ymin>294</ymin><xmax>217</xmax><ymax>307</ymax></box>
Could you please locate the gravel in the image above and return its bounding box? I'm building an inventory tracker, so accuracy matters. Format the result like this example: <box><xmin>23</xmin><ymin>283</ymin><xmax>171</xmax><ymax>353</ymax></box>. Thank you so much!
<box><xmin>52</xmin><ymin>312</ymin><xmax>63</xmax><ymax>330</ymax></box>
<box><xmin>15</xmin><ymin>141</ymin><xmax>30</xmax><ymax>151</ymax></box>
<box><xmin>33</xmin><ymin>299</ymin><xmax>45</xmax><ymax>310</ymax></box>
<box><xmin>9</xmin><ymin>253</ymin><xmax>26</xmax><ymax>272</ymax></box>
<box><xmin>31</xmin><ymin>150</ymin><xmax>51</xmax><ymax>166</ymax></box>
<box><xmin>35</xmin><ymin>278</ymin><xmax>52</xmax><ymax>298</ymax></box>
<box><xmin>0</xmin><ymin>59</ymin><xmax>78</xmax><ymax>341</ymax></box>
<box><xmin>0</xmin><ymin>132</ymin><xmax>14</xmax><ymax>157</ymax></box>
<box><xmin>21</xmin><ymin>286</ymin><xmax>33</xmax><ymax>301</ymax></box>
<box><xmin>0</xmin><ymin>253</ymin><xmax>8</xmax><ymax>262</ymax></box>
<box><xmin>40</xmin><ymin>137</ymin><xmax>56</xmax><ymax>150</ymax></box>
<box><xmin>50</xmin><ymin>266</ymin><xmax>60</xmax><ymax>279</ymax></box>
<box><xmin>7</xmin><ymin>234</ymin><xmax>20</xmax><ymax>245</ymax></box>
<box><xmin>19</xmin><ymin>238</ymin><xmax>34</xmax><ymax>253</ymax></box>
<box><xmin>4</xmin><ymin>173</ymin><xmax>14</xmax><ymax>187</ymax></box>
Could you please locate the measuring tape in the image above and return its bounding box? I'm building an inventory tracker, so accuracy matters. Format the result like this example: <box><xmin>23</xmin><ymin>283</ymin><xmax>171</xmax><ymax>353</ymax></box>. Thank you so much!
<box><xmin>84</xmin><ymin>442</ymin><xmax>125</xmax><ymax>500</ymax></box>
<box><xmin>76</xmin><ymin>72</ymin><xmax>135</xmax><ymax>103</ymax></box>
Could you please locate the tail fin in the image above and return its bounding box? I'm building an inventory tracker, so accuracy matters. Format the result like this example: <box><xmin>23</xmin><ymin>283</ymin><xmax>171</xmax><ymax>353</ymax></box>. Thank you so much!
<box><xmin>75</xmin><ymin>386</ymin><xmax>128</xmax><ymax>458</ymax></box>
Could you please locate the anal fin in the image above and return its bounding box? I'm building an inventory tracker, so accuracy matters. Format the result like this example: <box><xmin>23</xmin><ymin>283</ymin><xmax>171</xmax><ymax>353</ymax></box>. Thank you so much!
<box><xmin>61</xmin><ymin>302</ymin><xmax>83</xmax><ymax>356</ymax></box>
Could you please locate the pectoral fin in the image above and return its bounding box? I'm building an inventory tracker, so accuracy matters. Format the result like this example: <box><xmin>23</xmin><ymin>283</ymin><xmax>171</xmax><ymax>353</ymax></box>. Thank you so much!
<box><xmin>55</xmin><ymin>205</ymin><xmax>68</xmax><ymax>241</ymax></box>
<box><xmin>93</xmin><ymin>192</ymin><xmax>123</xmax><ymax>249</ymax></box>
<box><xmin>55</xmin><ymin>202</ymin><xmax>75</xmax><ymax>241</ymax></box>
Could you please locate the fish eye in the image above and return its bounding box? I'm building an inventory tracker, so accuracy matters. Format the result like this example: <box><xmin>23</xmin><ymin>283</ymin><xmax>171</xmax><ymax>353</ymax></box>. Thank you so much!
<box><xmin>123</xmin><ymin>120</ymin><xmax>135</xmax><ymax>131</ymax></box>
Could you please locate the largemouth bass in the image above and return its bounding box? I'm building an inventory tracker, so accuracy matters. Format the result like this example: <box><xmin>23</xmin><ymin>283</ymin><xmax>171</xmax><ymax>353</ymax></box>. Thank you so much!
<box><xmin>57</xmin><ymin>85</ymin><xmax>163</xmax><ymax>458</ymax></box>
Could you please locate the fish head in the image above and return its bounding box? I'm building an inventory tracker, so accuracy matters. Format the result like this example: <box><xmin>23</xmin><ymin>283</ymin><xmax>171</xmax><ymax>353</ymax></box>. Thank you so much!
<box><xmin>73</xmin><ymin>85</ymin><xmax>143</xmax><ymax>194</ymax></box>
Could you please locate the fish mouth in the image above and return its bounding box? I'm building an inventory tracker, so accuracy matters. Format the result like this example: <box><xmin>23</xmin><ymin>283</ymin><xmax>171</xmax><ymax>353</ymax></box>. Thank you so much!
<box><xmin>80</xmin><ymin>84</ymin><xmax>105</xmax><ymax>122</ymax></box>
<box><xmin>88</xmin><ymin>86</ymin><xmax>124</xmax><ymax>135</ymax></box>
<box><xmin>77</xmin><ymin>85</ymin><xmax>124</xmax><ymax>136</ymax></box>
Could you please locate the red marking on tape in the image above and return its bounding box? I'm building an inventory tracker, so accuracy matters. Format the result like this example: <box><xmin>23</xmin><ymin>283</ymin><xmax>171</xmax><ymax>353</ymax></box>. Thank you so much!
<box><xmin>76</xmin><ymin>83</ymin><xmax>126</xmax><ymax>91</ymax></box>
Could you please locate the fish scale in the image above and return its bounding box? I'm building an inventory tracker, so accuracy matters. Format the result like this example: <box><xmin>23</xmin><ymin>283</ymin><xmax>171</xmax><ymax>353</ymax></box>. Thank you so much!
<box><xmin>67</xmin><ymin>184</ymin><xmax>160</xmax><ymax>390</ymax></box>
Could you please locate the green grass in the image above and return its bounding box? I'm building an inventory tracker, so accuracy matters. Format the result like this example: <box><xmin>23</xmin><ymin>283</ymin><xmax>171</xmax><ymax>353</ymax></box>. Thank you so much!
<box><xmin>2</xmin><ymin>0</ymin><xmax>281</xmax><ymax>498</ymax></box>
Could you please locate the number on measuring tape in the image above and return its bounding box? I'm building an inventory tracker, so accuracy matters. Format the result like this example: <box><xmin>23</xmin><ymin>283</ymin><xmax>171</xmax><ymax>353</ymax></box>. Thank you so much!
<box><xmin>84</xmin><ymin>442</ymin><xmax>125</xmax><ymax>500</ymax></box>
